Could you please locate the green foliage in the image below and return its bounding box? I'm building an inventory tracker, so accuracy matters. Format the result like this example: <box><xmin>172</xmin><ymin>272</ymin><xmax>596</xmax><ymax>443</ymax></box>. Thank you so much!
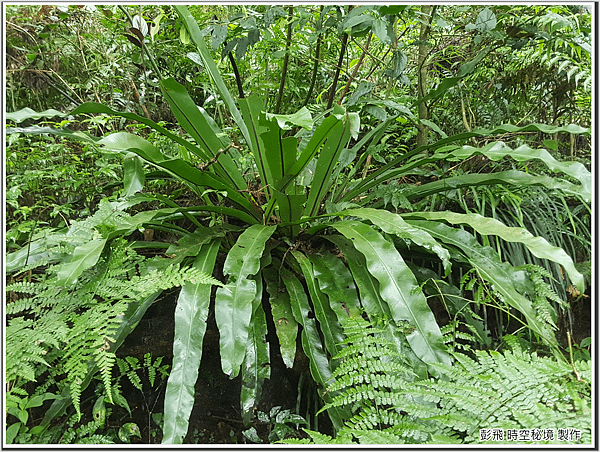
<box><xmin>59</xmin><ymin>418</ymin><xmax>113</xmax><ymax>444</ymax></box>
<box><xmin>243</xmin><ymin>406</ymin><xmax>308</xmax><ymax>443</ymax></box>
<box><xmin>288</xmin><ymin>316</ymin><xmax>590</xmax><ymax>445</ymax></box>
<box><xmin>6</xmin><ymin>4</ymin><xmax>590</xmax><ymax>445</ymax></box>
<box><xmin>117</xmin><ymin>353</ymin><xmax>169</xmax><ymax>394</ymax></box>
<box><xmin>5</xmin><ymin>131</ymin><xmax>123</xmax><ymax>239</ymax></box>
<box><xmin>6</xmin><ymin>205</ymin><xmax>221</xmax><ymax>423</ymax></box>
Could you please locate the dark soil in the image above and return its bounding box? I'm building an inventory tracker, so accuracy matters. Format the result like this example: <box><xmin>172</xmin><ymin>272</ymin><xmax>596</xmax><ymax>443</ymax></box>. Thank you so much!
<box><xmin>114</xmin><ymin>287</ymin><xmax>316</xmax><ymax>444</ymax></box>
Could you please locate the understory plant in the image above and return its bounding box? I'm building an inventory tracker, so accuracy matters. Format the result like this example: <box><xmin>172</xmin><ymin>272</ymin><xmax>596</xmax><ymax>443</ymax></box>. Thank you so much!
<box><xmin>5</xmin><ymin>5</ymin><xmax>590</xmax><ymax>444</ymax></box>
<box><xmin>5</xmin><ymin>204</ymin><xmax>222</xmax><ymax>442</ymax></box>
<box><xmin>283</xmin><ymin>316</ymin><xmax>591</xmax><ymax>444</ymax></box>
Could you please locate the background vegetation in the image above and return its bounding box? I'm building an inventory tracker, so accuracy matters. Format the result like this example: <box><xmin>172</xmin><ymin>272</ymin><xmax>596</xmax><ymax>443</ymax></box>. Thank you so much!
<box><xmin>5</xmin><ymin>4</ymin><xmax>591</xmax><ymax>445</ymax></box>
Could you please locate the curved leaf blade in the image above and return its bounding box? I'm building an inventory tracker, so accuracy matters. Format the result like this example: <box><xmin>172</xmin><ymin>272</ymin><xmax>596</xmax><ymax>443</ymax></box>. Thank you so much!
<box><xmin>6</xmin><ymin>107</ymin><xmax>67</xmax><ymax>123</ymax></box>
<box><xmin>122</xmin><ymin>153</ymin><xmax>145</xmax><ymax>197</ymax></box>
<box><xmin>304</xmin><ymin>117</ymin><xmax>352</xmax><ymax>217</ymax></box>
<box><xmin>97</xmin><ymin>132</ymin><xmax>260</xmax><ymax>220</ymax></box>
<box><xmin>408</xmin><ymin>219</ymin><xmax>561</xmax><ymax>354</ymax></box>
<box><xmin>343</xmin><ymin>208</ymin><xmax>451</xmax><ymax>275</ymax></box>
<box><xmin>263</xmin><ymin>266</ymin><xmax>298</xmax><ymax>368</ymax></box>
<box><xmin>215</xmin><ymin>225</ymin><xmax>276</xmax><ymax>377</ymax></box>
<box><xmin>344</xmin><ymin>123</ymin><xmax>590</xmax><ymax>202</ymax></box>
<box><xmin>325</xmin><ymin>234</ymin><xmax>428</xmax><ymax>378</ymax></box>
<box><xmin>238</xmin><ymin>96</ymin><xmax>272</xmax><ymax>196</ymax></box>
<box><xmin>277</xmin><ymin>115</ymin><xmax>340</xmax><ymax>192</ymax></box>
<box><xmin>402</xmin><ymin>211</ymin><xmax>584</xmax><ymax>290</ymax></box>
<box><xmin>292</xmin><ymin>251</ymin><xmax>345</xmax><ymax>357</ymax></box>
<box><xmin>279</xmin><ymin>266</ymin><xmax>347</xmax><ymax>431</ymax></box>
<box><xmin>175</xmin><ymin>5</ymin><xmax>250</xmax><ymax>146</ymax></box>
<box><xmin>309</xmin><ymin>252</ymin><xmax>361</xmax><ymax>319</ymax></box>
<box><xmin>442</xmin><ymin>142</ymin><xmax>591</xmax><ymax>201</ymax></box>
<box><xmin>331</xmin><ymin>221</ymin><xmax>450</xmax><ymax>366</ymax></box>
<box><xmin>240</xmin><ymin>275</ymin><xmax>270</xmax><ymax>425</ymax></box>
<box><xmin>162</xmin><ymin>239</ymin><xmax>221</xmax><ymax>444</ymax></box>
<box><xmin>56</xmin><ymin>238</ymin><xmax>107</xmax><ymax>286</ymax></box>
<box><xmin>71</xmin><ymin>102</ymin><xmax>207</xmax><ymax>164</ymax></box>
<box><xmin>403</xmin><ymin>170</ymin><xmax>589</xmax><ymax>202</ymax></box>
<box><xmin>160</xmin><ymin>78</ymin><xmax>247</xmax><ymax>190</ymax></box>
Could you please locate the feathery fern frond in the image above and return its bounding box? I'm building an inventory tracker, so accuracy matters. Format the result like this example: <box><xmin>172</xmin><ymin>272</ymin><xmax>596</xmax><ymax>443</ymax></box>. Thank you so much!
<box><xmin>406</xmin><ymin>346</ymin><xmax>591</xmax><ymax>443</ymax></box>
<box><xmin>6</xmin><ymin>236</ymin><xmax>221</xmax><ymax>420</ymax></box>
<box><xmin>295</xmin><ymin>316</ymin><xmax>590</xmax><ymax>445</ymax></box>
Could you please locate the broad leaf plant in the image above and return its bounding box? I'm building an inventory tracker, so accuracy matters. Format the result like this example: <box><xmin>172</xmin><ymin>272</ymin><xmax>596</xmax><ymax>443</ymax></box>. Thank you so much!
<box><xmin>5</xmin><ymin>6</ymin><xmax>590</xmax><ymax>444</ymax></box>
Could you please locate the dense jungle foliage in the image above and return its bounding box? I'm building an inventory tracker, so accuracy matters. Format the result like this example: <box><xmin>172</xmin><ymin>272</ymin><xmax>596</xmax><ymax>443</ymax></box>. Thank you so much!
<box><xmin>5</xmin><ymin>4</ymin><xmax>592</xmax><ymax>445</ymax></box>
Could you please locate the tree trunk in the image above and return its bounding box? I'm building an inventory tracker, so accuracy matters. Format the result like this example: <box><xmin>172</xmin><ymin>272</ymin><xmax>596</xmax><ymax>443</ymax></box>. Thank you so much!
<box><xmin>326</xmin><ymin>32</ymin><xmax>348</xmax><ymax>111</ymax></box>
<box><xmin>274</xmin><ymin>6</ymin><xmax>294</xmax><ymax>113</ymax></box>
<box><xmin>302</xmin><ymin>6</ymin><xmax>324</xmax><ymax>108</ymax></box>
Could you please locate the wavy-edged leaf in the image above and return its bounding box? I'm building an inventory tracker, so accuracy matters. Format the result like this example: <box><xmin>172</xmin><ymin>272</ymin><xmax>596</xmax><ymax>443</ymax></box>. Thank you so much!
<box><xmin>279</xmin><ymin>266</ymin><xmax>347</xmax><ymax>431</ymax></box>
<box><xmin>342</xmin><ymin>208</ymin><xmax>451</xmax><ymax>275</ymax></box>
<box><xmin>330</xmin><ymin>221</ymin><xmax>450</xmax><ymax>366</ymax></box>
<box><xmin>6</xmin><ymin>125</ymin><xmax>100</xmax><ymax>144</ymax></box>
<box><xmin>162</xmin><ymin>239</ymin><xmax>221</xmax><ymax>444</ymax></box>
<box><xmin>402</xmin><ymin>211</ymin><xmax>584</xmax><ymax>291</ymax></box>
<box><xmin>6</xmin><ymin>107</ymin><xmax>67</xmax><ymax>123</ymax></box>
<box><xmin>328</xmin><ymin>238</ymin><xmax>436</xmax><ymax>379</ymax></box>
<box><xmin>343</xmin><ymin>123</ymin><xmax>590</xmax><ymax>202</ymax></box>
<box><xmin>403</xmin><ymin>170</ymin><xmax>590</xmax><ymax>202</ymax></box>
<box><xmin>441</xmin><ymin>142</ymin><xmax>591</xmax><ymax>201</ymax></box>
<box><xmin>263</xmin><ymin>266</ymin><xmax>298</xmax><ymax>368</ymax></box>
<box><xmin>56</xmin><ymin>238</ymin><xmax>107</xmax><ymax>286</ymax></box>
<box><xmin>292</xmin><ymin>251</ymin><xmax>345</xmax><ymax>357</ymax></box>
<box><xmin>240</xmin><ymin>275</ymin><xmax>270</xmax><ymax>425</ymax></box>
<box><xmin>280</xmin><ymin>266</ymin><xmax>330</xmax><ymax>386</ymax></box>
<box><xmin>407</xmin><ymin>220</ymin><xmax>561</xmax><ymax>355</ymax></box>
<box><xmin>308</xmin><ymin>252</ymin><xmax>360</xmax><ymax>319</ymax></box>
<box><xmin>215</xmin><ymin>225</ymin><xmax>276</xmax><ymax>377</ymax></box>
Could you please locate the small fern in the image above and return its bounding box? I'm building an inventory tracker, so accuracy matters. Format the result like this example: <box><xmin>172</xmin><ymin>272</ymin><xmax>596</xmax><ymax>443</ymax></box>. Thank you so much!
<box><xmin>6</xmin><ymin>235</ymin><xmax>220</xmax><ymax>421</ymax></box>
<box><xmin>516</xmin><ymin>263</ymin><xmax>566</xmax><ymax>329</ymax></box>
<box><xmin>60</xmin><ymin>415</ymin><xmax>113</xmax><ymax>445</ymax></box>
<box><xmin>292</xmin><ymin>316</ymin><xmax>590</xmax><ymax>445</ymax></box>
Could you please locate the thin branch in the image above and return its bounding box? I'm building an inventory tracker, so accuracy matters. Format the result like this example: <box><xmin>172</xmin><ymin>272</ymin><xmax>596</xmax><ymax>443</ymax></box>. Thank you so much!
<box><xmin>197</xmin><ymin>143</ymin><xmax>242</xmax><ymax>171</ymax></box>
<box><xmin>275</xmin><ymin>6</ymin><xmax>294</xmax><ymax>113</ymax></box>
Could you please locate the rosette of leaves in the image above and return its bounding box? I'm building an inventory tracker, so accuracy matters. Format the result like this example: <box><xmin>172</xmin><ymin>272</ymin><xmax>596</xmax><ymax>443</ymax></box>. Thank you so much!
<box><xmin>6</xmin><ymin>5</ymin><xmax>590</xmax><ymax>444</ymax></box>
